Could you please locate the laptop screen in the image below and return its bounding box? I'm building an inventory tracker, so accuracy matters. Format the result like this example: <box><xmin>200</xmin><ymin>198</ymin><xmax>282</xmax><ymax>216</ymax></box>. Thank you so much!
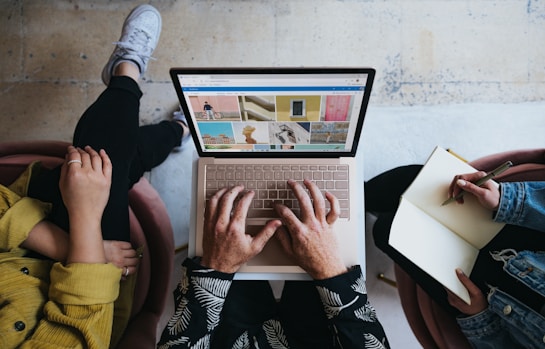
<box><xmin>170</xmin><ymin>67</ymin><xmax>375</xmax><ymax>158</ymax></box>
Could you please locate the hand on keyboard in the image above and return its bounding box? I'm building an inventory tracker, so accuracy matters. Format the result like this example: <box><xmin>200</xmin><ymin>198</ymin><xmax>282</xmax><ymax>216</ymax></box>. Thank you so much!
<box><xmin>200</xmin><ymin>179</ymin><xmax>348</xmax><ymax>279</ymax></box>
<box><xmin>274</xmin><ymin>179</ymin><xmax>348</xmax><ymax>280</ymax></box>
<box><xmin>200</xmin><ymin>185</ymin><xmax>281</xmax><ymax>273</ymax></box>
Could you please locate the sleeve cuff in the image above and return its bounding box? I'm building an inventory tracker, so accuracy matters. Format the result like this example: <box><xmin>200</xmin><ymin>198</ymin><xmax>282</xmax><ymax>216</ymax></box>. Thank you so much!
<box><xmin>456</xmin><ymin>308</ymin><xmax>500</xmax><ymax>334</ymax></box>
<box><xmin>48</xmin><ymin>262</ymin><xmax>121</xmax><ymax>305</ymax></box>
<box><xmin>184</xmin><ymin>257</ymin><xmax>236</xmax><ymax>281</ymax></box>
<box><xmin>494</xmin><ymin>182</ymin><xmax>522</xmax><ymax>223</ymax></box>
<box><xmin>314</xmin><ymin>265</ymin><xmax>366</xmax><ymax>302</ymax></box>
<box><xmin>314</xmin><ymin>265</ymin><xmax>363</xmax><ymax>287</ymax></box>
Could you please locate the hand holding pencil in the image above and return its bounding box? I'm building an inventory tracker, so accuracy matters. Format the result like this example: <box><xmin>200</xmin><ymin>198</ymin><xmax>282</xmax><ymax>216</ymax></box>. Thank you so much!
<box><xmin>443</xmin><ymin>161</ymin><xmax>513</xmax><ymax>209</ymax></box>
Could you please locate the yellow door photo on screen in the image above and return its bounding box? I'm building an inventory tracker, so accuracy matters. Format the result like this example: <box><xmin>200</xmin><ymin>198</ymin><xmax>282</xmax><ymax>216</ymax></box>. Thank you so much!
<box><xmin>276</xmin><ymin>95</ymin><xmax>321</xmax><ymax>122</ymax></box>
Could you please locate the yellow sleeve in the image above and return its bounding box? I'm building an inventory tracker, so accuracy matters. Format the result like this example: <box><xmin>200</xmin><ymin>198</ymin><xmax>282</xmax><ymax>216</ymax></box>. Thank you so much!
<box><xmin>8</xmin><ymin>161</ymin><xmax>42</xmax><ymax>197</ymax></box>
<box><xmin>0</xmin><ymin>186</ymin><xmax>51</xmax><ymax>250</ymax></box>
<box><xmin>20</xmin><ymin>263</ymin><xmax>121</xmax><ymax>349</ymax></box>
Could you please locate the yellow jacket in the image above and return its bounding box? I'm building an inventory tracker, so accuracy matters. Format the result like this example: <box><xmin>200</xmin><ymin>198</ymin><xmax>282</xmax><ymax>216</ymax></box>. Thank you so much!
<box><xmin>0</xmin><ymin>163</ymin><xmax>121</xmax><ymax>349</ymax></box>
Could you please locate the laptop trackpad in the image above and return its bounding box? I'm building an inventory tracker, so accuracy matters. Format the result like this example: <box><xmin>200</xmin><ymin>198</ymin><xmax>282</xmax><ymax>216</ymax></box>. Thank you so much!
<box><xmin>245</xmin><ymin>224</ymin><xmax>297</xmax><ymax>266</ymax></box>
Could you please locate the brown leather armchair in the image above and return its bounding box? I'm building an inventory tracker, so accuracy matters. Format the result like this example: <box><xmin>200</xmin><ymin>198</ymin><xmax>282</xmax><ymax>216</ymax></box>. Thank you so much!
<box><xmin>0</xmin><ymin>140</ymin><xmax>174</xmax><ymax>348</ymax></box>
<box><xmin>394</xmin><ymin>148</ymin><xmax>545</xmax><ymax>349</ymax></box>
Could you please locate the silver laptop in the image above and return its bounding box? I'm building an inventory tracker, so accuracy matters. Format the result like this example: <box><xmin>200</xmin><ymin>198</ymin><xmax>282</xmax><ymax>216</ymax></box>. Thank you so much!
<box><xmin>170</xmin><ymin>67</ymin><xmax>375</xmax><ymax>279</ymax></box>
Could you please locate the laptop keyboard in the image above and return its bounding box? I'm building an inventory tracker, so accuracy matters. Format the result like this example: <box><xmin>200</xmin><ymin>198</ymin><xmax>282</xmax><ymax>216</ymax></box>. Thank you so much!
<box><xmin>204</xmin><ymin>164</ymin><xmax>350</xmax><ymax>219</ymax></box>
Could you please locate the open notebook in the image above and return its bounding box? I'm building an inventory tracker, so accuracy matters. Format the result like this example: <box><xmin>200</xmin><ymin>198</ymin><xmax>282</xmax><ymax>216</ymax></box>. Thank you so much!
<box><xmin>389</xmin><ymin>147</ymin><xmax>506</xmax><ymax>303</ymax></box>
<box><xmin>170</xmin><ymin>67</ymin><xmax>375</xmax><ymax>279</ymax></box>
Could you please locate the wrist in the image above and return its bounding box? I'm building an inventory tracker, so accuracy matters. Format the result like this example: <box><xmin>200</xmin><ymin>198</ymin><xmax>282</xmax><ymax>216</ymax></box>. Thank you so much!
<box><xmin>310</xmin><ymin>264</ymin><xmax>349</xmax><ymax>280</ymax></box>
<box><xmin>68</xmin><ymin>213</ymin><xmax>102</xmax><ymax>235</ymax></box>
<box><xmin>186</xmin><ymin>257</ymin><xmax>236</xmax><ymax>281</ymax></box>
<box><xmin>200</xmin><ymin>256</ymin><xmax>239</xmax><ymax>274</ymax></box>
<box><xmin>66</xmin><ymin>217</ymin><xmax>105</xmax><ymax>264</ymax></box>
<box><xmin>67</xmin><ymin>206</ymin><xmax>102</xmax><ymax>219</ymax></box>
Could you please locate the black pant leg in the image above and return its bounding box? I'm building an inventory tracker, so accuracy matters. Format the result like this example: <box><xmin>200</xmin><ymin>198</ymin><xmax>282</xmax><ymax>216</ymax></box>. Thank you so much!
<box><xmin>29</xmin><ymin>76</ymin><xmax>142</xmax><ymax>241</ymax></box>
<box><xmin>366</xmin><ymin>164</ymin><xmax>460</xmax><ymax>313</ymax></box>
<box><xmin>211</xmin><ymin>280</ymin><xmax>278</xmax><ymax>347</ymax></box>
<box><xmin>28</xmin><ymin>166</ymin><xmax>67</xmax><ymax>232</ymax></box>
<box><xmin>128</xmin><ymin>121</ymin><xmax>183</xmax><ymax>185</ymax></box>
<box><xmin>364</xmin><ymin>165</ymin><xmax>423</xmax><ymax>212</ymax></box>
<box><xmin>76</xmin><ymin>77</ymin><xmax>141</xmax><ymax>241</ymax></box>
<box><xmin>278</xmin><ymin>281</ymin><xmax>332</xmax><ymax>348</ymax></box>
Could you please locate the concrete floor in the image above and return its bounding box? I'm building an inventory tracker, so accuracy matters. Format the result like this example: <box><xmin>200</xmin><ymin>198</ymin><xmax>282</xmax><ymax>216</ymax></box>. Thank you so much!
<box><xmin>3</xmin><ymin>1</ymin><xmax>545</xmax><ymax>348</ymax></box>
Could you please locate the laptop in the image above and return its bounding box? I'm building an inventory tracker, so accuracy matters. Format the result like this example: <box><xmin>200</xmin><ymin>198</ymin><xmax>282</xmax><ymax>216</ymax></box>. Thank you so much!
<box><xmin>170</xmin><ymin>67</ymin><xmax>375</xmax><ymax>280</ymax></box>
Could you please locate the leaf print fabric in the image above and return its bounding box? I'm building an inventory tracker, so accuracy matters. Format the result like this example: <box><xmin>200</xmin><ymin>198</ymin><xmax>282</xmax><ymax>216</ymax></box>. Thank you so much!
<box><xmin>157</xmin><ymin>336</ymin><xmax>189</xmax><ymax>349</ymax></box>
<box><xmin>314</xmin><ymin>265</ymin><xmax>390</xmax><ymax>348</ymax></box>
<box><xmin>232</xmin><ymin>331</ymin><xmax>250</xmax><ymax>349</ymax></box>
<box><xmin>354</xmin><ymin>302</ymin><xmax>378</xmax><ymax>323</ymax></box>
<box><xmin>316</xmin><ymin>286</ymin><xmax>359</xmax><ymax>319</ymax></box>
<box><xmin>167</xmin><ymin>297</ymin><xmax>191</xmax><ymax>335</ymax></box>
<box><xmin>262</xmin><ymin>319</ymin><xmax>289</xmax><ymax>348</ymax></box>
<box><xmin>158</xmin><ymin>258</ymin><xmax>234</xmax><ymax>348</ymax></box>
<box><xmin>192</xmin><ymin>276</ymin><xmax>231</xmax><ymax>331</ymax></box>
<box><xmin>158</xmin><ymin>260</ymin><xmax>390</xmax><ymax>348</ymax></box>
<box><xmin>364</xmin><ymin>333</ymin><xmax>388</xmax><ymax>349</ymax></box>
<box><xmin>351</xmin><ymin>273</ymin><xmax>367</xmax><ymax>294</ymax></box>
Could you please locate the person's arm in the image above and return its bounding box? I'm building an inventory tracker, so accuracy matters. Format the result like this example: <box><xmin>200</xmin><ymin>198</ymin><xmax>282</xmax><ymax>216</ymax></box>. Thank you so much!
<box><xmin>447</xmin><ymin>172</ymin><xmax>545</xmax><ymax>232</ymax></box>
<box><xmin>313</xmin><ymin>265</ymin><xmax>390</xmax><ymax>348</ymax></box>
<box><xmin>21</xmin><ymin>146</ymin><xmax>122</xmax><ymax>349</ymax></box>
<box><xmin>158</xmin><ymin>185</ymin><xmax>280</xmax><ymax>347</ymax></box>
<box><xmin>20</xmin><ymin>220</ymin><xmax>69</xmax><ymax>261</ymax></box>
<box><xmin>157</xmin><ymin>257</ymin><xmax>235</xmax><ymax>347</ymax></box>
<box><xmin>455</xmin><ymin>309</ymin><xmax>525</xmax><ymax>349</ymax></box>
<box><xmin>493</xmin><ymin>181</ymin><xmax>545</xmax><ymax>231</ymax></box>
<box><xmin>61</xmin><ymin>147</ymin><xmax>109</xmax><ymax>264</ymax></box>
<box><xmin>21</xmin><ymin>222</ymin><xmax>140</xmax><ymax>274</ymax></box>
<box><xmin>275</xmin><ymin>179</ymin><xmax>390</xmax><ymax>348</ymax></box>
<box><xmin>447</xmin><ymin>269</ymin><xmax>525</xmax><ymax>349</ymax></box>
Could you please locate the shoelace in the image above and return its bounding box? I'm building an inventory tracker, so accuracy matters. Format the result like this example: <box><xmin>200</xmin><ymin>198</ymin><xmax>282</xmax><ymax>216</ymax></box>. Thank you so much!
<box><xmin>113</xmin><ymin>28</ymin><xmax>156</xmax><ymax>61</ymax></box>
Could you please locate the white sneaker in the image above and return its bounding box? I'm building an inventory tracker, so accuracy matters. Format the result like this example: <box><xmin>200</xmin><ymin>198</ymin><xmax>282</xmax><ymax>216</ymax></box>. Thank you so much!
<box><xmin>101</xmin><ymin>4</ymin><xmax>162</xmax><ymax>85</ymax></box>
